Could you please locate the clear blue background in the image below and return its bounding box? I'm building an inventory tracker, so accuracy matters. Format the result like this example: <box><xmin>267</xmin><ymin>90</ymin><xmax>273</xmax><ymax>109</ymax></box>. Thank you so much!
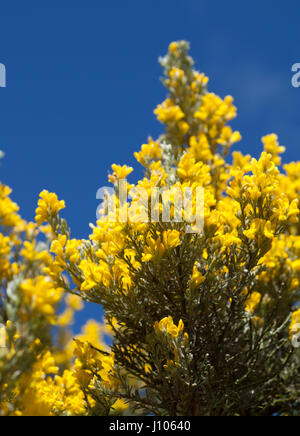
<box><xmin>1</xmin><ymin>0</ymin><xmax>300</xmax><ymax>331</ymax></box>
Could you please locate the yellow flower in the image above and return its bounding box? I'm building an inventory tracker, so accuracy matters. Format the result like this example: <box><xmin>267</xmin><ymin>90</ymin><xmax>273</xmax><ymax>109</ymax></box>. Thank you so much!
<box><xmin>155</xmin><ymin>316</ymin><xmax>185</xmax><ymax>339</ymax></box>
<box><xmin>0</xmin><ymin>234</ymin><xmax>10</xmax><ymax>257</ymax></box>
<box><xmin>169</xmin><ymin>42</ymin><xmax>179</xmax><ymax>54</ymax></box>
<box><xmin>232</xmin><ymin>151</ymin><xmax>251</xmax><ymax>171</ymax></box>
<box><xmin>162</xmin><ymin>230</ymin><xmax>181</xmax><ymax>249</ymax></box>
<box><xmin>263</xmin><ymin>221</ymin><xmax>274</xmax><ymax>239</ymax></box>
<box><xmin>134</xmin><ymin>139</ymin><xmax>162</xmax><ymax>166</ymax></box>
<box><xmin>169</xmin><ymin>67</ymin><xmax>184</xmax><ymax>80</ymax></box>
<box><xmin>191</xmin><ymin>263</ymin><xmax>206</xmax><ymax>288</ymax></box>
<box><xmin>35</xmin><ymin>190</ymin><xmax>65</xmax><ymax>226</ymax></box>
<box><xmin>178</xmin><ymin>152</ymin><xmax>211</xmax><ymax>185</ymax></box>
<box><xmin>290</xmin><ymin>308</ymin><xmax>300</xmax><ymax>340</ymax></box>
<box><xmin>21</xmin><ymin>241</ymin><xmax>51</xmax><ymax>264</ymax></box>
<box><xmin>292</xmin><ymin>259</ymin><xmax>300</xmax><ymax>273</ymax></box>
<box><xmin>144</xmin><ymin>364</ymin><xmax>152</xmax><ymax>374</ymax></box>
<box><xmin>54</xmin><ymin>370</ymin><xmax>85</xmax><ymax>415</ymax></box>
<box><xmin>154</xmin><ymin>98</ymin><xmax>185</xmax><ymax>124</ymax></box>
<box><xmin>0</xmin><ymin>183</ymin><xmax>21</xmax><ymax>227</ymax></box>
<box><xmin>262</xmin><ymin>134</ymin><xmax>285</xmax><ymax>165</ymax></box>
<box><xmin>20</xmin><ymin>276</ymin><xmax>63</xmax><ymax>323</ymax></box>
<box><xmin>142</xmin><ymin>234</ymin><xmax>166</xmax><ymax>263</ymax></box>
<box><xmin>245</xmin><ymin>292</ymin><xmax>262</xmax><ymax>313</ymax></box>
<box><xmin>109</xmin><ymin>164</ymin><xmax>133</xmax><ymax>183</ymax></box>
<box><xmin>217</xmin><ymin>126</ymin><xmax>242</xmax><ymax>146</ymax></box>
<box><xmin>0</xmin><ymin>234</ymin><xmax>10</xmax><ymax>278</ymax></box>
<box><xmin>287</xmin><ymin>199</ymin><xmax>299</xmax><ymax>223</ymax></box>
<box><xmin>79</xmin><ymin>259</ymin><xmax>112</xmax><ymax>291</ymax></box>
<box><xmin>194</xmin><ymin>93</ymin><xmax>237</xmax><ymax>125</ymax></box>
<box><xmin>216</xmin><ymin>230</ymin><xmax>242</xmax><ymax>248</ymax></box>
<box><xmin>189</xmin><ymin>134</ymin><xmax>213</xmax><ymax>162</ymax></box>
<box><xmin>244</xmin><ymin>219</ymin><xmax>274</xmax><ymax>241</ymax></box>
<box><xmin>178</xmin><ymin>120</ymin><xmax>190</xmax><ymax>135</ymax></box>
<box><xmin>74</xmin><ymin>339</ymin><xmax>119</xmax><ymax>392</ymax></box>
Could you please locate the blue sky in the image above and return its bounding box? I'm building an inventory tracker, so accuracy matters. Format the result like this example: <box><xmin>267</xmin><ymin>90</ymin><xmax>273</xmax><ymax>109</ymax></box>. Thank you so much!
<box><xmin>1</xmin><ymin>0</ymin><xmax>300</xmax><ymax>330</ymax></box>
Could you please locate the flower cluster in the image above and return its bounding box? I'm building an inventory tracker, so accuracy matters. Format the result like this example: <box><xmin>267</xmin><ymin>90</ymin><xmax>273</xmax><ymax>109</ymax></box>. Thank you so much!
<box><xmin>1</xmin><ymin>41</ymin><xmax>300</xmax><ymax>416</ymax></box>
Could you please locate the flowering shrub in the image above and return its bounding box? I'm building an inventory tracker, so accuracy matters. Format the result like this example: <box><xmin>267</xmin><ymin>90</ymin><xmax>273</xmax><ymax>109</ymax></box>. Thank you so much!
<box><xmin>1</xmin><ymin>41</ymin><xmax>300</xmax><ymax>416</ymax></box>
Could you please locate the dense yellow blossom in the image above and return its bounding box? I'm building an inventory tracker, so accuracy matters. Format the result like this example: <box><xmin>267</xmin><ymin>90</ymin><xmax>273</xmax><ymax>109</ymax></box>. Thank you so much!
<box><xmin>35</xmin><ymin>190</ymin><xmax>65</xmax><ymax>226</ymax></box>
<box><xmin>16</xmin><ymin>352</ymin><xmax>85</xmax><ymax>416</ymax></box>
<box><xmin>1</xmin><ymin>40</ymin><xmax>300</xmax><ymax>416</ymax></box>
<box><xmin>20</xmin><ymin>276</ymin><xmax>63</xmax><ymax>323</ymax></box>
<box><xmin>134</xmin><ymin>139</ymin><xmax>162</xmax><ymax>167</ymax></box>
<box><xmin>154</xmin><ymin>98</ymin><xmax>185</xmax><ymax>124</ymax></box>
